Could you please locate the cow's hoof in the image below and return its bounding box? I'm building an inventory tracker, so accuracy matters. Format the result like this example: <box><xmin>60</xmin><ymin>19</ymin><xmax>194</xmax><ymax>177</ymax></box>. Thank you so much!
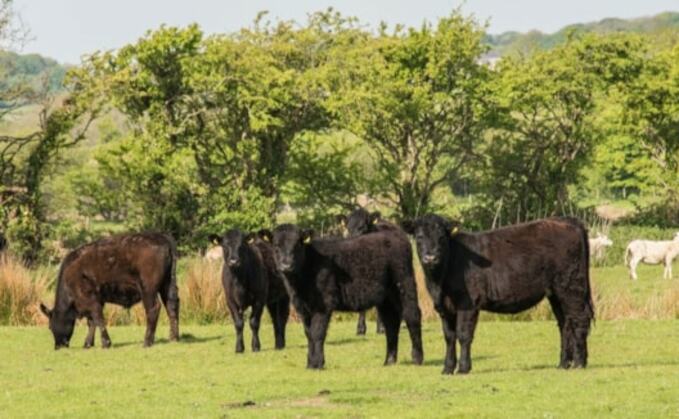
<box><xmin>102</xmin><ymin>341</ymin><xmax>111</xmax><ymax>349</ymax></box>
<box><xmin>412</xmin><ymin>351</ymin><xmax>424</xmax><ymax>365</ymax></box>
<box><xmin>442</xmin><ymin>367</ymin><xmax>455</xmax><ymax>375</ymax></box>
<box><xmin>83</xmin><ymin>342</ymin><xmax>93</xmax><ymax>349</ymax></box>
<box><xmin>457</xmin><ymin>364</ymin><xmax>471</xmax><ymax>374</ymax></box>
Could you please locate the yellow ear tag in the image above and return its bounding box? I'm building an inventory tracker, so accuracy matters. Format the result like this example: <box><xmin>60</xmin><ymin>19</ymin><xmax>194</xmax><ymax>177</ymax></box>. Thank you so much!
<box><xmin>303</xmin><ymin>236</ymin><xmax>311</xmax><ymax>244</ymax></box>
<box><xmin>451</xmin><ymin>226</ymin><xmax>459</xmax><ymax>235</ymax></box>
<box><xmin>247</xmin><ymin>237</ymin><xmax>255</xmax><ymax>244</ymax></box>
<box><xmin>263</xmin><ymin>235</ymin><xmax>270</xmax><ymax>242</ymax></box>
<box><xmin>212</xmin><ymin>239</ymin><xmax>220</xmax><ymax>245</ymax></box>
<box><xmin>372</xmin><ymin>218</ymin><xmax>378</xmax><ymax>225</ymax></box>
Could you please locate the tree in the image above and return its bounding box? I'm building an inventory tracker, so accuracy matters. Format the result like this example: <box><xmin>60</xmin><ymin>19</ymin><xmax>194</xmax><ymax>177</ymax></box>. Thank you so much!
<box><xmin>479</xmin><ymin>34</ymin><xmax>646</xmax><ymax>225</ymax></box>
<box><xmin>333</xmin><ymin>11</ymin><xmax>489</xmax><ymax>218</ymax></box>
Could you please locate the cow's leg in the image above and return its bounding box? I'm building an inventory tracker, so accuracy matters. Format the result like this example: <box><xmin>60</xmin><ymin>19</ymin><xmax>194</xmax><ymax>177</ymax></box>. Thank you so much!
<box><xmin>160</xmin><ymin>277</ymin><xmax>180</xmax><ymax>341</ymax></box>
<box><xmin>271</xmin><ymin>298</ymin><xmax>290</xmax><ymax>349</ymax></box>
<box><xmin>301</xmin><ymin>314</ymin><xmax>315</xmax><ymax>367</ymax></box>
<box><xmin>557</xmin><ymin>290</ymin><xmax>592</xmax><ymax>369</ymax></box>
<box><xmin>402</xmin><ymin>296</ymin><xmax>423</xmax><ymax>365</ymax></box>
<box><xmin>664</xmin><ymin>257</ymin><xmax>673</xmax><ymax>279</ymax></box>
<box><xmin>227</xmin><ymin>300</ymin><xmax>245</xmax><ymax>353</ymax></box>
<box><xmin>308</xmin><ymin>312</ymin><xmax>330</xmax><ymax>369</ymax></box>
<box><xmin>456</xmin><ymin>310</ymin><xmax>479</xmax><ymax>374</ymax></box>
<box><xmin>83</xmin><ymin>317</ymin><xmax>96</xmax><ymax>349</ymax></box>
<box><xmin>548</xmin><ymin>295</ymin><xmax>572</xmax><ymax>369</ymax></box>
<box><xmin>142</xmin><ymin>294</ymin><xmax>161</xmax><ymax>347</ymax></box>
<box><xmin>377</xmin><ymin>303</ymin><xmax>401</xmax><ymax>365</ymax></box>
<box><xmin>376</xmin><ymin>310</ymin><xmax>385</xmax><ymax>334</ymax></box>
<box><xmin>250</xmin><ymin>302</ymin><xmax>265</xmax><ymax>352</ymax></box>
<box><xmin>441</xmin><ymin>312</ymin><xmax>457</xmax><ymax>374</ymax></box>
<box><xmin>356</xmin><ymin>311</ymin><xmax>367</xmax><ymax>335</ymax></box>
<box><xmin>91</xmin><ymin>304</ymin><xmax>111</xmax><ymax>348</ymax></box>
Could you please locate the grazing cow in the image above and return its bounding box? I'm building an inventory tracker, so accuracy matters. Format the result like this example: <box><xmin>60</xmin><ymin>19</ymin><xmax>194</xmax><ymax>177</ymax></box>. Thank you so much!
<box><xmin>208</xmin><ymin>229</ymin><xmax>290</xmax><ymax>353</ymax></box>
<box><xmin>589</xmin><ymin>233</ymin><xmax>613</xmax><ymax>260</ymax></box>
<box><xmin>624</xmin><ymin>233</ymin><xmax>679</xmax><ymax>280</ymax></box>
<box><xmin>39</xmin><ymin>233</ymin><xmax>180</xmax><ymax>350</ymax></box>
<box><xmin>402</xmin><ymin>215</ymin><xmax>594</xmax><ymax>374</ymax></box>
<box><xmin>267</xmin><ymin>224</ymin><xmax>423</xmax><ymax>369</ymax></box>
<box><xmin>337</xmin><ymin>209</ymin><xmax>397</xmax><ymax>335</ymax></box>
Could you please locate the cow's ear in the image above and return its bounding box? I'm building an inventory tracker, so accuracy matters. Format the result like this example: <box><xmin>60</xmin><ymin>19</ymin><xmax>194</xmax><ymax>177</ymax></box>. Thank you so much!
<box><xmin>244</xmin><ymin>232</ymin><xmax>256</xmax><ymax>245</ymax></box>
<box><xmin>258</xmin><ymin>229</ymin><xmax>272</xmax><ymax>242</ymax></box>
<box><xmin>39</xmin><ymin>303</ymin><xmax>52</xmax><ymax>318</ymax></box>
<box><xmin>400</xmin><ymin>219</ymin><xmax>416</xmax><ymax>235</ymax></box>
<box><xmin>448</xmin><ymin>220</ymin><xmax>462</xmax><ymax>236</ymax></box>
<box><xmin>336</xmin><ymin>215</ymin><xmax>347</xmax><ymax>227</ymax></box>
<box><xmin>207</xmin><ymin>234</ymin><xmax>221</xmax><ymax>246</ymax></box>
<box><xmin>370</xmin><ymin>211</ymin><xmax>381</xmax><ymax>225</ymax></box>
<box><xmin>301</xmin><ymin>229</ymin><xmax>314</xmax><ymax>245</ymax></box>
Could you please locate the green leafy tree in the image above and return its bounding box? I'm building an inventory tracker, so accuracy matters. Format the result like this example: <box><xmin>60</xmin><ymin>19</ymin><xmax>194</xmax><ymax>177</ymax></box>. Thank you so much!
<box><xmin>334</xmin><ymin>11</ymin><xmax>489</xmax><ymax>218</ymax></box>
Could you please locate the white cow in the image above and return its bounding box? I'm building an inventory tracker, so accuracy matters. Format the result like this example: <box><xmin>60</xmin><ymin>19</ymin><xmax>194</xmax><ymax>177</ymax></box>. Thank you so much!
<box><xmin>624</xmin><ymin>232</ymin><xmax>679</xmax><ymax>280</ymax></box>
<box><xmin>589</xmin><ymin>233</ymin><xmax>613</xmax><ymax>260</ymax></box>
<box><xmin>204</xmin><ymin>245</ymin><xmax>223</xmax><ymax>262</ymax></box>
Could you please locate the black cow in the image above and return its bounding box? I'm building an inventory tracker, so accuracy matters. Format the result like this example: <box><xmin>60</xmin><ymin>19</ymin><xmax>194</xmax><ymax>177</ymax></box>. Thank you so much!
<box><xmin>337</xmin><ymin>209</ymin><xmax>399</xmax><ymax>335</ymax></box>
<box><xmin>208</xmin><ymin>229</ymin><xmax>290</xmax><ymax>353</ymax></box>
<box><xmin>267</xmin><ymin>224</ymin><xmax>423</xmax><ymax>369</ymax></box>
<box><xmin>0</xmin><ymin>232</ymin><xmax>6</xmax><ymax>253</ymax></box>
<box><xmin>39</xmin><ymin>233</ymin><xmax>180</xmax><ymax>350</ymax></box>
<box><xmin>402</xmin><ymin>215</ymin><xmax>594</xmax><ymax>374</ymax></box>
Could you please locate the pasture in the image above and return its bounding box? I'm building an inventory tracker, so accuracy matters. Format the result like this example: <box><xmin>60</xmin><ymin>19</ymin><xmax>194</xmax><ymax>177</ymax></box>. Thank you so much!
<box><xmin>0</xmin><ymin>261</ymin><xmax>677</xmax><ymax>418</ymax></box>
<box><xmin>1</xmin><ymin>321</ymin><xmax>677</xmax><ymax>418</ymax></box>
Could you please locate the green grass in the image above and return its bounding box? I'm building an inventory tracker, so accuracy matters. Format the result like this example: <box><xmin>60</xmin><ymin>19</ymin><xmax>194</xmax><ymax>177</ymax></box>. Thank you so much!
<box><xmin>1</xmin><ymin>320</ymin><xmax>678</xmax><ymax>418</ymax></box>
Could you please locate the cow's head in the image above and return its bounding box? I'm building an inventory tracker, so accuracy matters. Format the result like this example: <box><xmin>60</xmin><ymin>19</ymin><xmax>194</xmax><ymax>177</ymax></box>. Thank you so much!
<box><xmin>402</xmin><ymin>214</ymin><xmax>460</xmax><ymax>268</ymax></box>
<box><xmin>271</xmin><ymin>224</ymin><xmax>313</xmax><ymax>274</ymax></box>
<box><xmin>338</xmin><ymin>208</ymin><xmax>381</xmax><ymax>237</ymax></box>
<box><xmin>213</xmin><ymin>229</ymin><xmax>256</xmax><ymax>268</ymax></box>
<box><xmin>40</xmin><ymin>303</ymin><xmax>76</xmax><ymax>350</ymax></box>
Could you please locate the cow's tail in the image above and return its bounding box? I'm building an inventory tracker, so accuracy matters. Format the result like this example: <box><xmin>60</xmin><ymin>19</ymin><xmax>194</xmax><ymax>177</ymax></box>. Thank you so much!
<box><xmin>580</xmin><ymin>223</ymin><xmax>595</xmax><ymax>322</ymax></box>
<box><xmin>163</xmin><ymin>234</ymin><xmax>180</xmax><ymax>340</ymax></box>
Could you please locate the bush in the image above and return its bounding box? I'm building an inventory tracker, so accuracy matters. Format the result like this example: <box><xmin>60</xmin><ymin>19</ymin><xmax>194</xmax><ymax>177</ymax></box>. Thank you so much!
<box><xmin>0</xmin><ymin>253</ymin><xmax>51</xmax><ymax>325</ymax></box>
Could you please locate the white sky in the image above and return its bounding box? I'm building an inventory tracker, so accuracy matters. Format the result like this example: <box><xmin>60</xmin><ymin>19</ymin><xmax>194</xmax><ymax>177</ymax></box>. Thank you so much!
<box><xmin>13</xmin><ymin>0</ymin><xmax>679</xmax><ymax>64</ymax></box>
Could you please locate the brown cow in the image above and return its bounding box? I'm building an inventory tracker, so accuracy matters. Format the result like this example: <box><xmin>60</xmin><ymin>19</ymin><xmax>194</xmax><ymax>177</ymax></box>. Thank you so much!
<box><xmin>40</xmin><ymin>233</ymin><xmax>179</xmax><ymax>350</ymax></box>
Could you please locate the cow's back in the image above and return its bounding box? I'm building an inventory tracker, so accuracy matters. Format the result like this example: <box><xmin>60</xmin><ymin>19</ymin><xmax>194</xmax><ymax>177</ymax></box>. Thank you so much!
<box><xmin>60</xmin><ymin>233</ymin><xmax>173</xmax><ymax>308</ymax></box>
<box><xmin>311</xmin><ymin>231</ymin><xmax>414</xmax><ymax>309</ymax></box>
<box><xmin>453</xmin><ymin>217</ymin><xmax>588</xmax><ymax>312</ymax></box>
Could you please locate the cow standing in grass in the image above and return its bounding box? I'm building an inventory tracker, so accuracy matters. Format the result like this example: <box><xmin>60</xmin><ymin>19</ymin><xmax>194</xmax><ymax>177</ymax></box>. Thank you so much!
<box><xmin>336</xmin><ymin>208</ymin><xmax>393</xmax><ymax>335</ymax></box>
<box><xmin>267</xmin><ymin>224</ymin><xmax>423</xmax><ymax>369</ymax></box>
<box><xmin>209</xmin><ymin>229</ymin><xmax>290</xmax><ymax>353</ymax></box>
<box><xmin>402</xmin><ymin>215</ymin><xmax>594</xmax><ymax>374</ymax></box>
<box><xmin>39</xmin><ymin>233</ymin><xmax>180</xmax><ymax>349</ymax></box>
<box><xmin>625</xmin><ymin>233</ymin><xmax>679</xmax><ymax>280</ymax></box>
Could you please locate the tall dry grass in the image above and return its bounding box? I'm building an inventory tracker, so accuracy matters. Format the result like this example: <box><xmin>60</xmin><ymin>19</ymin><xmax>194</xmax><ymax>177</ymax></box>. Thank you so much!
<box><xmin>180</xmin><ymin>256</ymin><xmax>229</xmax><ymax>324</ymax></box>
<box><xmin>1</xmin><ymin>253</ymin><xmax>678</xmax><ymax>326</ymax></box>
<box><xmin>0</xmin><ymin>253</ymin><xmax>50</xmax><ymax>325</ymax></box>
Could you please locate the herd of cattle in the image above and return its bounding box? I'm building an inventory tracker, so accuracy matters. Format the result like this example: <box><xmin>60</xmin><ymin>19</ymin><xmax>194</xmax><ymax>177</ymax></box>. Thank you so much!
<box><xmin>0</xmin><ymin>210</ymin><xmax>677</xmax><ymax>373</ymax></box>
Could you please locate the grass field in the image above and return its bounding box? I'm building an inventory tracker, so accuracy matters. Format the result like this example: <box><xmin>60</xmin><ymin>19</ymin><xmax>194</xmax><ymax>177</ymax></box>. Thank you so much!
<box><xmin>1</xmin><ymin>320</ymin><xmax>677</xmax><ymax>418</ymax></box>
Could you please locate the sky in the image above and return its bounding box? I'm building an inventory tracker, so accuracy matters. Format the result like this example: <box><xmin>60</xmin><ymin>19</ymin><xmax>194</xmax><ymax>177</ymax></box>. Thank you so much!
<box><xmin>13</xmin><ymin>0</ymin><xmax>679</xmax><ymax>64</ymax></box>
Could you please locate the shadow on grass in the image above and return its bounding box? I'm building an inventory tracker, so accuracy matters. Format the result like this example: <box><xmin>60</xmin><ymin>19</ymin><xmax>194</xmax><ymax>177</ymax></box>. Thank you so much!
<box><xmin>422</xmin><ymin>355</ymin><xmax>496</xmax><ymax>367</ymax></box>
<box><xmin>110</xmin><ymin>333</ymin><xmax>222</xmax><ymax>348</ymax></box>
<box><xmin>473</xmin><ymin>359</ymin><xmax>679</xmax><ymax>374</ymax></box>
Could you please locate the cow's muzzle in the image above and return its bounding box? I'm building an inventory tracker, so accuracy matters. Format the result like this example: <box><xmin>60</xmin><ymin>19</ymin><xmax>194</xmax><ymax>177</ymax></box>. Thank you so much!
<box><xmin>421</xmin><ymin>254</ymin><xmax>439</xmax><ymax>265</ymax></box>
<box><xmin>227</xmin><ymin>259</ymin><xmax>240</xmax><ymax>268</ymax></box>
